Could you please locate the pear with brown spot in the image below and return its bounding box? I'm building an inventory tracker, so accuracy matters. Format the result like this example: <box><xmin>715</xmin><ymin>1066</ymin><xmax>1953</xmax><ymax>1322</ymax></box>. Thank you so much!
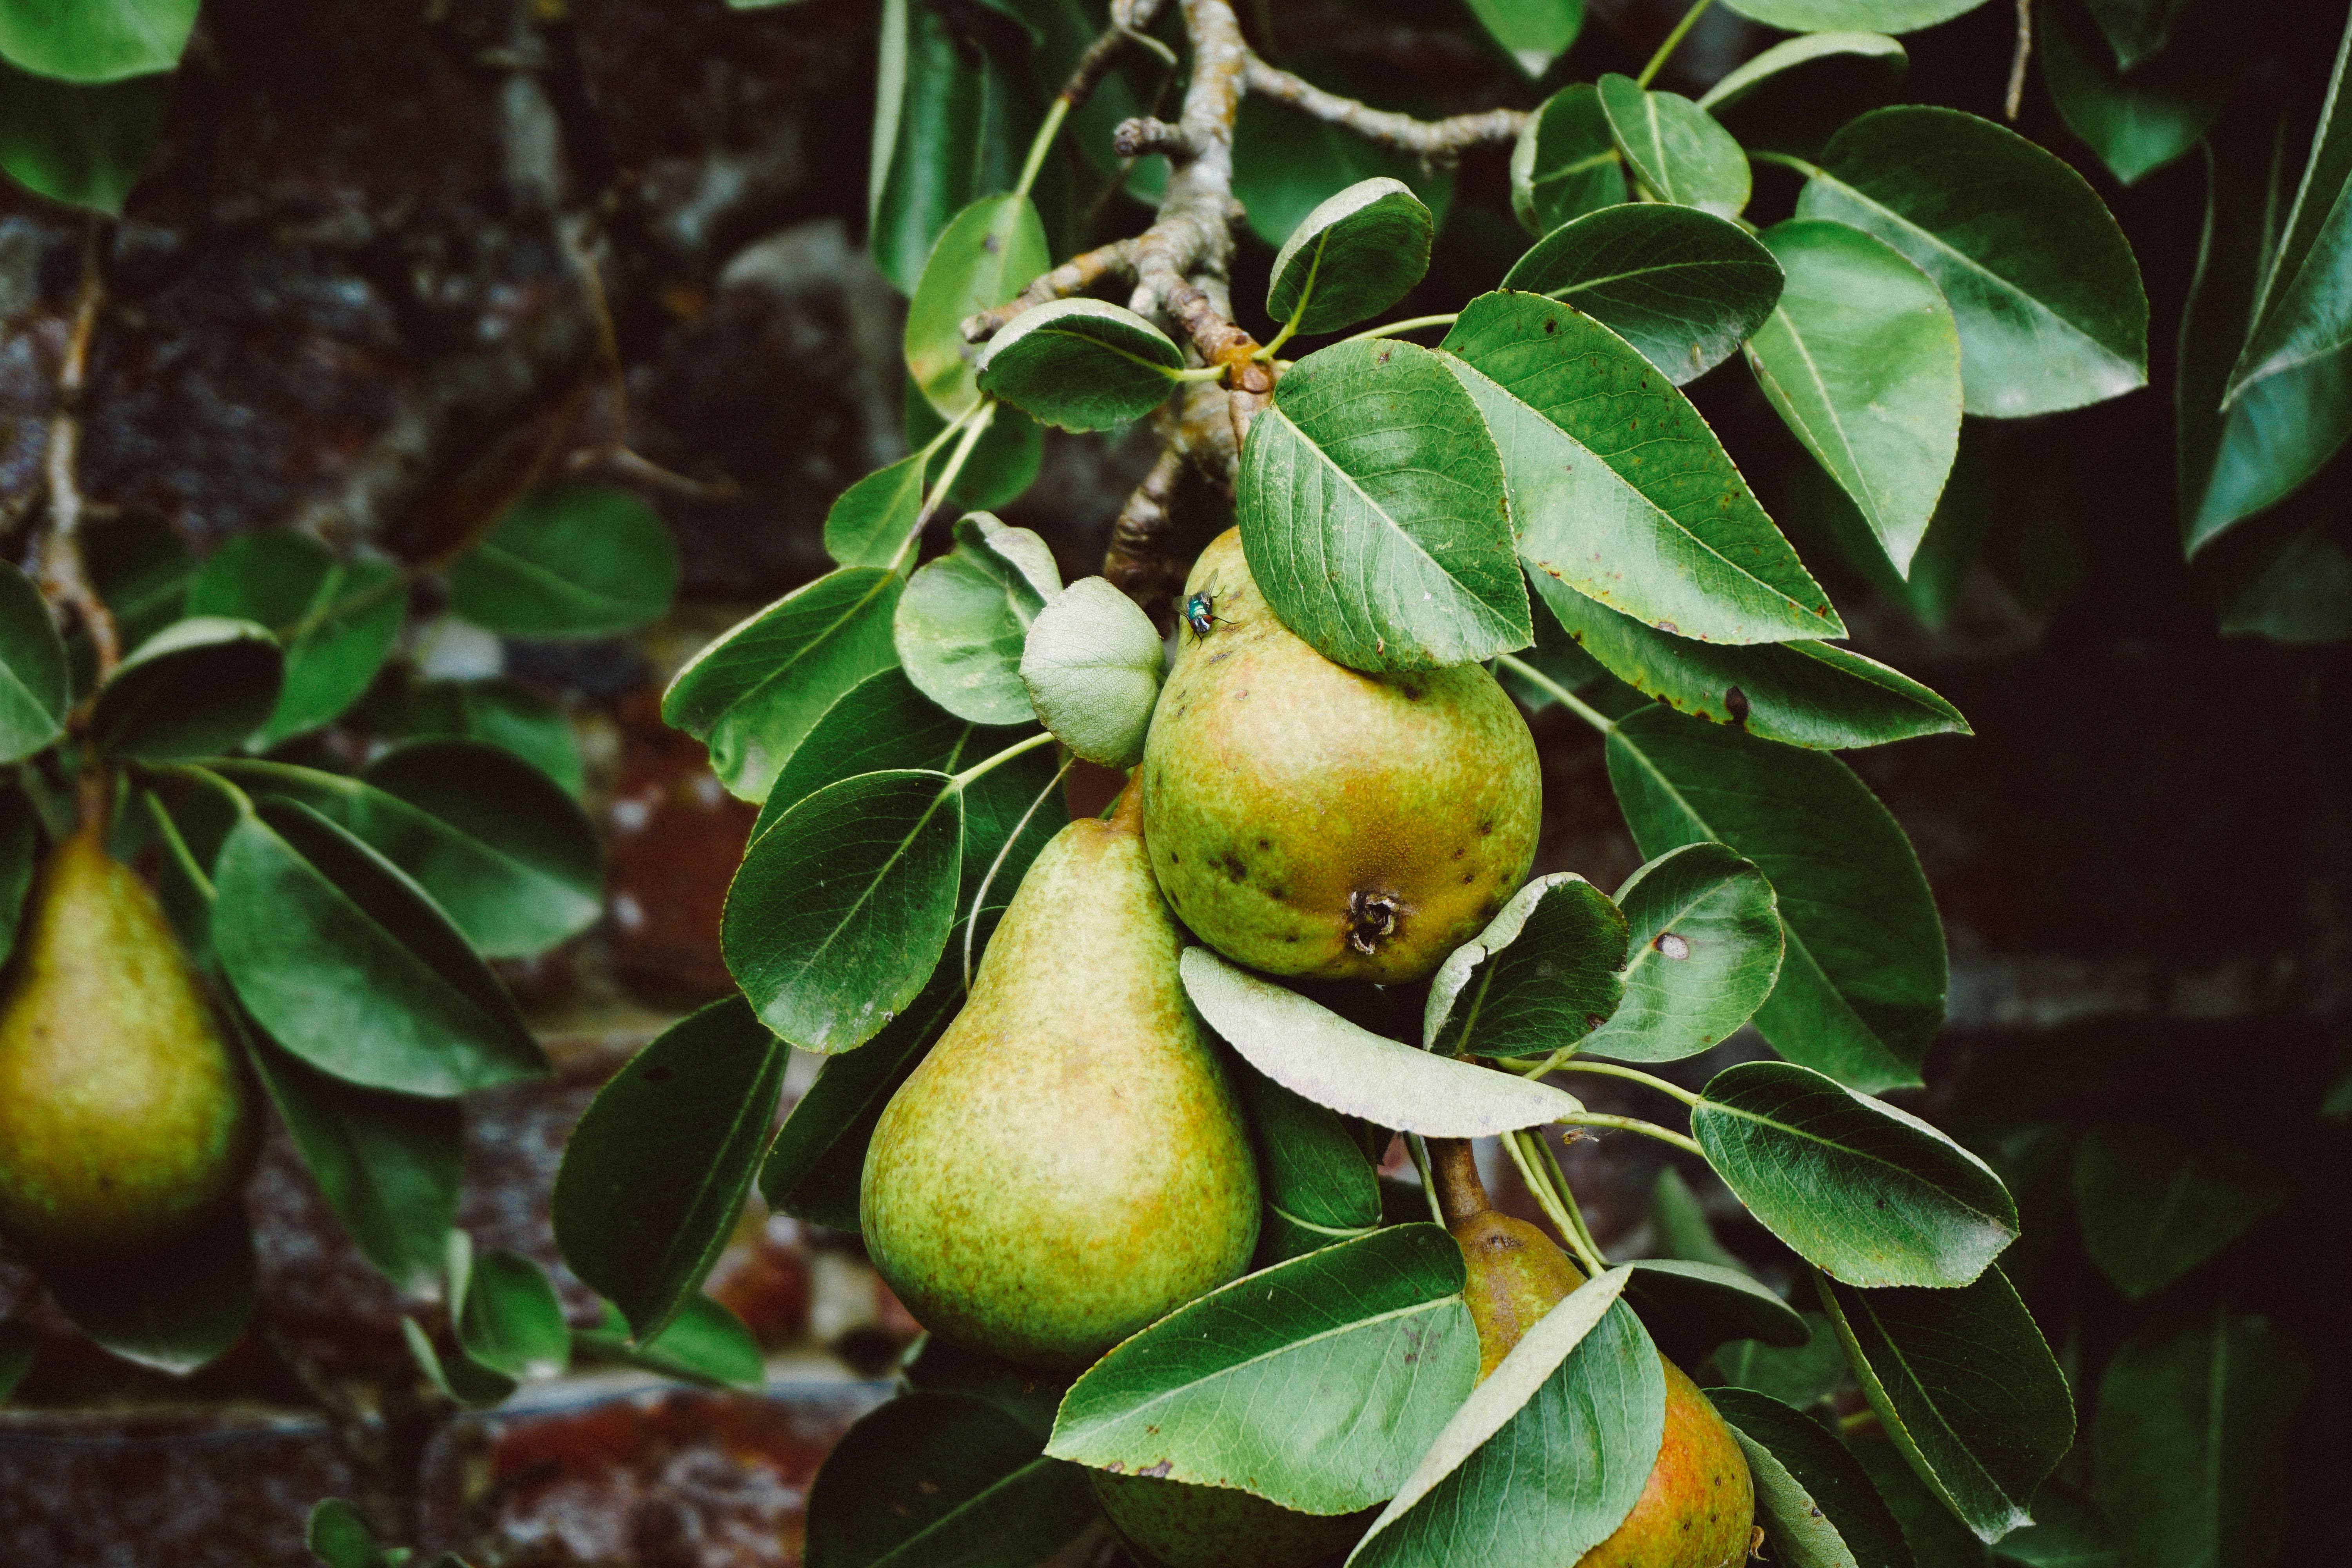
<box><xmin>1434</xmin><ymin>1141</ymin><xmax>1755</xmax><ymax>1568</ymax></box>
<box><xmin>0</xmin><ymin>819</ymin><xmax>256</xmax><ymax>1261</ymax></box>
<box><xmin>1142</xmin><ymin>529</ymin><xmax>1540</xmax><ymax>984</ymax></box>
<box><xmin>860</xmin><ymin>785</ymin><xmax>1260</xmax><ymax>1371</ymax></box>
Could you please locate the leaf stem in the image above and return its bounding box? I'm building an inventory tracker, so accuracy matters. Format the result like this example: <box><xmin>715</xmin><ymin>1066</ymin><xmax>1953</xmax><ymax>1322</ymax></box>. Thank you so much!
<box><xmin>1555</xmin><ymin>1060</ymin><xmax>1703</xmax><ymax>1107</ymax></box>
<box><xmin>1563</xmin><ymin>1111</ymin><xmax>1706</xmax><ymax>1158</ymax></box>
<box><xmin>1495</xmin><ymin>653</ymin><xmax>1615</xmax><ymax>734</ymax></box>
<box><xmin>1507</xmin><ymin>1129</ymin><xmax>1608</xmax><ymax>1276</ymax></box>
<box><xmin>1406</xmin><ymin>1135</ymin><xmax>1446</xmax><ymax>1227</ymax></box>
<box><xmin>1750</xmin><ymin>149</ymin><xmax>1826</xmax><ymax>181</ymax></box>
<box><xmin>1333</xmin><ymin>312</ymin><xmax>1459</xmax><ymax>347</ymax></box>
<box><xmin>898</xmin><ymin>400</ymin><xmax>998</xmax><ymax>571</ymax></box>
<box><xmin>1636</xmin><ymin>0</ymin><xmax>1717</xmax><ymax>89</ymax></box>
<box><xmin>1014</xmin><ymin>96</ymin><xmax>1072</xmax><ymax>202</ymax></box>
<box><xmin>948</xmin><ymin>728</ymin><xmax>1058</xmax><ymax>790</ymax></box>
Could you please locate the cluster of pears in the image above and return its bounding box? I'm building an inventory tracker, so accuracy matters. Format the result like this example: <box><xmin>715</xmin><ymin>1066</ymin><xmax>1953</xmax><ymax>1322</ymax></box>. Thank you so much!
<box><xmin>0</xmin><ymin>811</ymin><xmax>256</xmax><ymax>1277</ymax></box>
<box><xmin>863</xmin><ymin>531</ymin><xmax>1744</xmax><ymax>1565</ymax></box>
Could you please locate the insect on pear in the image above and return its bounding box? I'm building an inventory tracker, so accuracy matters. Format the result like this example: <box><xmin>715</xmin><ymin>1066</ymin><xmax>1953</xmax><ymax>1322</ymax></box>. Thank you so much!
<box><xmin>1184</xmin><ymin>590</ymin><xmax>1236</xmax><ymax>638</ymax></box>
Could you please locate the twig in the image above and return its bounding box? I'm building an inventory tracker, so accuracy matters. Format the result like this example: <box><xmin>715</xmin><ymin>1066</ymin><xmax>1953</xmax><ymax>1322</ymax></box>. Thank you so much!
<box><xmin>1061</xmin><ymin>0</ymin><xmax>1170</xmax><ymax>110</ymax></box>
<box><xmin>1103</xmin><ymin>443</ymin><xmax>1189</xmax><ymax>614</ymax></box>
<box><xmin>2005</xmin><ymin>0</ymin><xmax>2032</xmax><ymax>121</ymax></box>
<box><xmin>1241</xmin><ymin>56</ymin><xmax>1528</xmax><ymax>156</ymax></box>
<box><xmin>29</xmin><ymin>225</ymin><xmax>121</xmax><ymax>681</ymax></box>
<box><xmin>962</xmin><ymin>238</ymin><xmax>1140</xmax><ymax>343</ymax></box>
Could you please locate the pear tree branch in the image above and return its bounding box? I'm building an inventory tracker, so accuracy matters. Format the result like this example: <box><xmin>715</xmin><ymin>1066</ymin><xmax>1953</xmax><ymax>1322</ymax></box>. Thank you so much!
<box><xmin>29</xmin><ymin>224</ymin><xmax>122</xmax><ymax>683</ymax></box>
<box><xmin>1239</xmin><ymin>56</ymin><xmax>1528</xmax><ymax>156</ymax></box>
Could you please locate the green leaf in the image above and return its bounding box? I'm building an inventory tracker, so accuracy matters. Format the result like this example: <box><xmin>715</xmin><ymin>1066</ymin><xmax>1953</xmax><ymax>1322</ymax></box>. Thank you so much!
<box><xmin>40</xmin><ymin>1202</ymin><xmax>255</xmax><ymax>1374</ymax></box>
<box><xmin>2093</xmin><ymin>1310</ymin><xmax>2309</xmax><ymax>1568</ymax></box>
<box><xmin>1352</xmin><ymin>1272</ymin><xmax>1664</xmax><ymax>1568</ymax></box>
<box><xmin>1623</xmin><ymin>1259</ymin><xmax>1811</xmax><ymax>1361</ymax></box>
<box><xmin>2178</xmin><ymin>134</ymin><xmax>2352</xmax><ymax>557</ymax></box>
<box><xmin>894</xmin><ymin>513</ymin><xmax>1060</xmax><ymax>726</ymax></box>
<box><xmin>2070</xmin><ymin>1124</ymin><xmax>2286</xmax><ymax>1299</ymax></box>
<box><xmin>0</xmin><ymin>559</ymin><xmax>67</xmax><ymax>763</ymax></box>
<box><xmin>1797</xmin><ymin>107</ymin><xmax>2147</xmax><ymax>417</ymax></box>
<box><xmin>810</xmin><ymin>1391</ymin><xmax>1099</xmax><ymax>1568</ymax></box>
<box><xmin>902</xmin><ymin>1330</ymin><xmax>1075</xmax><ymax>1442</ymax></box>
<box><xmin>445</xmin><ymin>483</ymin><xmax>679</xmax><ymax>639</ymax></box>
<box><xmin>212</xmin><ymin>743</ymin><xmax>602</xmax><ymax>960</ymax></box>
<box><xmin>0</xmin><ymin>57</ymin><xmax>168</xmax><ymax>213</ymax></box>
<box><xmin>724</xmin><ymin>769</ymin><xmax>964</xmax><ymax>1053</ymax></box>
<box><xmin>82</xmin><ymin>506</ymin><xmax>192</xmax><ymax>648</ymax></box>
<box><xmin>1695</xmin><ymin>1060</ymin><xmax>2018</xmax><ymax>1288</ymax></box>
<box><xmin>306</xmin><ymin>1499</ymin><xmax>389</xmax><ymax>1568</ymax></box>
<box><xmin>1850</xmin><ymin>1434</ymin><xmax>1993</xmax><ymax>1568</ymax></box>
<box><xmin>1265</xmin><ymin>177</ymin><xmax>1435</xmax><ymax>337</ymax></box>
<box><xmin>1512</xmin><ymin>84</ymin><xmax>1626</xmax><ymax>237</ymax></box>
<box><xmin>401</xmin><ymin>1313</ymin><xmax>514</xmax><ymax>1408</ymax></box>
<box><xmin>1466</xmin><ymin>0</ymin><xmax>1581</xmax><ymax>77</ymax></box>
<box><xmin>2081</xmin><ymin>0</ymin><xmax>2194</xmax><ymax>69</ymax></box>
<box><xmin>1019</xmin><ymin>576</ymin><xmax>1163</xmax><ymax>768</ymax></box>
<box><xmin>1747</xmin><ymin>220</ymin><xmax>1962</xmax><ymax>572</ymax></box>
<box><xmin>1048</xmin><ymin>1225</ymin><xmax>1478</xmax><ymax>1515</ymax></box>
<box><xmin>1698</xmin><ymin>32</ymin><xmax>1908</xmax><ymax>159</ymax></box>
<box><xmin>1718</xmin><ymin>1312</ymin><xmax>1858</xmax><ymax>1410</ymax></box>
<box><xmin>906</xmin><ymin>194</ymin><xmax>1052</xmax><ymax>420</ymax></box>
<box><xmin>1501</xmin><ymin>203</ymin><xmax>1785</xmax><ymax>385</ymax></box>
<box><xmin>212</xmin><ymin>799</ymin><xmax>547</xmax><ymax>1097</ymax></box>
<box><xmin>1597</xmin><ymin>75</ymin><xmax>1749</xmax><ymax>219</ymax></box>
<box><xmin>89</xmin><ymin>616</ymin><xmax>284</xmax><ymax>762</ymax></box>
<box><xmin>574</xmin><ymin>1294</ymin><xmax>766</xmax><ymax>1391</ymax></box>
<box><xmin>1991</xmin><ymin>1483</ymin><xmax>2120</xmax><ymax>1568</ymax></box>
<box><xmin>1581</xmin><ymin>843</ymin><xmax>1784</xmax><ymax>1065</ymax></box>
<box><xmin>553</xmin><ymin>996</ymin><xmax>784</xmax><ymax>1340</ymax></box>
<box><xmin>1441</xmin><ymin>290</ymin><xmax>1843</xmax><ymax>644</ymax></box>
<box><xmin>1423</xmin><ymin>873</ymin><xmax>1628</xmax><ymax>1059</ymax></box>
<box><xmin>454</xmin><ymin>1243</ymin><xmax>570</xmax><ymax>1382</ymax></box>
<box><xmin>185</xmin><ymin>533</ymin><xmax>405</xmax><ymax>746</ymax></box>
<box><xmin>1234</xmin><ymin>1058</ymin><xmax>1381</xmax><ymax>1265</ymax></box>
<box><xmin>1238</xmin><ymin>336</ymin><xmax>1528</xmax><ymax>671</ymax></box>
<box><xmin>1181</xmin><ymin>946</ymin><xmax>1585</xmax><ymax>1136</ymax></box>
<box><xmin>373</xmin><ymin>675</ymin><xmax>584</xmax><ymax>797</ymax></box>
<box><xmin>1233</xmin><ymin>77</ymin><xmax>1455</xmax><ymax>252</ymax></box>
<box><xmin>2041</xmin><ymin>2</ymin><xmax>2229</xmax><ymax>187</ymax></box>
<box><xmin>1721</xmin><ymin>0</ymin><xmax>1989</xmax><ymax>30</ymax></box>
<box><xmin>2224</xmin><ymin>9</ymin><xmax>2352</xmax><ymax>408</ymax></box>
<box><xmin>242</xmin><ymin>1016</ymin><xmax>461</xmax><ymax>1296</ymax></box>
<box><xmin>761</xmin><ymin>946</ymin><xmax>967</xmax><ymax>1230</ymax></box>
<box><xmin>1713</xmin><ymin>1387</ymin><xmax>1917</xmax><ymax>1568</ymax></box>
<box><xmin>823</xmin><ymin>452</ymin><xmax>927</xmax><ymax>569</ymax></box>
<box><xmin>1604</xmin><ymin>704</ymin><xmax>1947</xmax><ymax>1090</ymax></box>
<box><xmin>904</xmin><ymin>381</ymin><xmax>1045</xmax><ymax>510</ymax></box>
<box><xmin>867</xmin><ymin>0</ymin><xmax>1038</xmax><ymax>295</ymax></box>
<box><xmin>2211</xmin><ymin>513</ymin><xmax>2352</xmax><ymax>642</ymax></box>
<box><xmin>0</xmin><ymin>0</ymin><xmax>197</xmax><ymax>82</ymax></box>
<box><xmin>979</xmin><ymin>299</ymin><xmax>1182</xmax><ymax>430</ymax></box>
<box><xmin>1533</xmin><ymin>578</ymin><xmax>1967</xmax><ymax>749</ymax></box>
<box><xmin>1818</xmin><ymin>1266</ymin><xmax>2074</xmax><ymax>1542</ymax></box>
<box><xmin>1648</xmin><ymin>1164</ymin><xmax>1749</xmax><ymax>1273</ymax></box>
<box><xmin>662</xmin><ymin>566</ymin><xmax>903</xmax><ymax>802</ymax></box>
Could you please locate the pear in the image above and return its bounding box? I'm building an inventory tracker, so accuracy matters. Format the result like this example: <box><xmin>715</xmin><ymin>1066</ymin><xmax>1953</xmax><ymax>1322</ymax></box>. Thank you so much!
<box><xmin>0</xmin><ymin>822</ymin><xmax>256</xmax><ymax>1260</ymax></box>
<box><xmin>860</xmin><ymin>788</ymin><xmax>1260</xmax><ymax>1370</ymax></box>
<box><xmin>1141</xmin><ymin>529</ymin><xmax>1540</xmax><ymax>985</ymax></box>
<box><xmin>1434</xmin><ymin>1142</ymin><xmax>1754</xmax><ymax>1568</ymax></box>
<box><xmin>1092</xmin><ymin>1470</ymin><xmax>1371</xmax><ymax>1568</ymax></box>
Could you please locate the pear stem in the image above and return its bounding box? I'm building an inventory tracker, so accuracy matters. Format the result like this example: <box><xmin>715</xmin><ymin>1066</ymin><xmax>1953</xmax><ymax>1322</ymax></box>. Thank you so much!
<box><xmin>74</xmin><ymin>768</ymin><xmax>113</xmax><ymax>839</ymax></box>
<box><xmin>1105</xmin><ymin>768</ymin><xmax>1145</xmax><ymax>833</ymax></box>
<box><xmin>1428</xmin><ymin>1137</ymin><xmax>1490</xmax><ymax>1226</ymax></box>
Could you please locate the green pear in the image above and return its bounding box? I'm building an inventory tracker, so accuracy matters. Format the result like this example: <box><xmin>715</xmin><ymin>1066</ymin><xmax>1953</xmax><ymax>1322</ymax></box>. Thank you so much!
<box><xmin>0</xmin><ymin>822</ymin><xmax>256</xmax><ymax>1260</ymax></box>
<box><xmin>1092</xmin><ymin>1469</ymin><xmax>1372</xmax><ymax>1568</ymax></box>
<box><xmin>1437</xmin><ymin>1143</ymin><xmax>1754</xmax><ymax>1568</ymax></box>
<box><xmin>860</xmin><ymin>789</ymin><xmax>1260</xmax><ymax>1370</ymax></box>
<box><xmin>1141</xmin><ymin>529</ymin><xmax>1540</xmax><ymax>984</ymax></box>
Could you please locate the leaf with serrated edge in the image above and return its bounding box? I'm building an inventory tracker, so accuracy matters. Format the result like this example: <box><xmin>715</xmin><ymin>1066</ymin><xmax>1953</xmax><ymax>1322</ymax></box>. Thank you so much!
<box><xmin>1267</xmin><ymin>177</ymin><xmax>1435</xmax><ymax>336</ymax></box>
<box><xmin>822</xmin><ymin>452</ymin><xmax>926</xmax><ymax>568</ymax></box>
<box><xmin>1695</xmin><ymin>1060</ymin><xmax>2017</xmax><ymax>1288</ymax></box>
<box><xmin>2226</xmin><ymin>11</ymin><xmax>2352</xmax><ymax>405</ymax></box>
<box><xmin>1441</xmin><ymin>290</ymin><xmax>1840</xmax><ymax>645</ymax></box>
<box><xmin>1350</xmin><ymin>1270</ymin><xmax>1654</xmax><ymax>1567</ymax></box>
<box><xmin>979</xmin><ymin>299</ymin><xmax>1183</xmax><ymax>432</ymax></box>
<box><xmin>1581</xmin><ymin>843</ymin><xmax>1783</xmax><ymax>1065</ymax></box>
<box><xmin>1049</xmin><ymin>1225</ymin><xmax>1477</xmax><ymax>1514</ymax></box>
<box><xmin>1020</xmin><ymin>577</ymin><xmax>1163</xmax><ymax>768</ymax></box>
<box><xmin>1711</xmin><ymin>1386</ymin><xmax>1917</xmax><ymax>1568</ymax></box>
<box><xmin>1512</xmin><ymin>84</ymin><xmax>1627</xmax><ymax>236</ymax></box>
<box><xmin>1597</xmin><ymin>75</ymin><xmax>1749</xmax><ymax>219</ymax></box>
<box><xmin>1182</xmin><ymin>946</ymin><xmax>1582</xmax><ymax>1136</ymax></box>
<box><xmin>906</xmin><ymin>193</ymin><xmax>1053</xmax><ymax>418</ymax></box>
<box><xmin>1720</xmin><ymin>0</ymin><xmax>1984</xmax><ymax>31</ymax></box>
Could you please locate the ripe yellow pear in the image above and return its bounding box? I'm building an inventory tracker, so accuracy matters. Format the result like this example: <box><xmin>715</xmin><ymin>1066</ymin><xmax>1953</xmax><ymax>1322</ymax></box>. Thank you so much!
<box><xmin>0</xmin><ymin>821</ymin><xmax>256</xmax><ymax>1260</ymax></box>
<box><xmin>860</xmin><ymin>786</ymin><xmax>1260</xmax><ymax>1370</ymax></box>
<box><xmin>1141</xmin><ymin>529</ymin><xmax>1540</xmax><ymax>984</ymax></box>
<box><xmin>1434</xmin><ymin>1142</ymin><xmax>1754</xmax><ymax>1568</ymax></box>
